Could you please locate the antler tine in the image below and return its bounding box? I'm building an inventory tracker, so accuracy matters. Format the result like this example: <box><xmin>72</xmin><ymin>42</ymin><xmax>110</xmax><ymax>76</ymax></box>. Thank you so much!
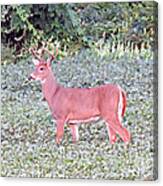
<box><xmin>29</xmin><ymin>43</ymin><xmax>58</xmax><ymax>63</ymax></box>
<box><xmin>39</xmin><ymin>41</ymin><xmax>46</xmax><ymax>58</ymax></box>
<box><xmin>29</xmin><ymin>47</ymin><xmax>42</xmax><ymax>61</ymax></box>
<box><xmin>42</xmin><ymin>47</ymin><xmax>58</xmax><ymax>62</ymax></box>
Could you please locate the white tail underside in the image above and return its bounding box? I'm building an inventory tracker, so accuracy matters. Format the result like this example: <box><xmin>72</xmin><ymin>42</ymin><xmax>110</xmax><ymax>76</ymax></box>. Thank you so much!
<box><xmin>118</xmin><ymin>91</ymin><xmax>123</xmax><ymax>122</ymax></box>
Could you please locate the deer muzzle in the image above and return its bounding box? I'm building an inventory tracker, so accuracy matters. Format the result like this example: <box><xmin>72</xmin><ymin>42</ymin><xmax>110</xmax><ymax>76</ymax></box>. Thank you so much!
<box><xmin>28</xmin><ymin>74</ymin><xmax>35</xmax><ymax>81</ymax></box>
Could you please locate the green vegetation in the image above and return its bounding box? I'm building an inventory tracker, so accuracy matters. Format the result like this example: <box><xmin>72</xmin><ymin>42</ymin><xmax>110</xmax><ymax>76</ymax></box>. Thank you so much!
<box><xmin>1</xmin><ymin>2</ymin><xmax>157</xmax><ymax>60</ymax></box>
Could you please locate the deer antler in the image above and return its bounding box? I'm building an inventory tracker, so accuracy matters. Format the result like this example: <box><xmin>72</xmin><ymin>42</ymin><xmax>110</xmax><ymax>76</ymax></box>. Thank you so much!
<box><xmin>41</xmin><ymin>47</ymin><xmax>58</xmax><ymax>63</ymax></box>
<box><xmin>29</xmin><ymin>43</ymin><xmax>58</xmax><ymax>63</ymax></box>
<box><xmin>29</xmin><ymin>46</ymin><xmax>42</xmax><ymax>61</ymax></box>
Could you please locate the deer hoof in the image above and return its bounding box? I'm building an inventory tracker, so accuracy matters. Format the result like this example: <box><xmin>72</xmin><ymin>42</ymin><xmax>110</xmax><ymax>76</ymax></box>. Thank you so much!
<box><xmin>122</xmin><ymin>130</ymin><xmax>131</xmax><ymax>143</ymax></box>
<box><xmin>56</xmin><ymin>136</ymin><xmax>62</xmax><ymax>145</ymax></box>
<box><xmin>72</xmin><ymin>138</ymin><xmax>78</xmax><ymax>144</ymax></box>
<box><xmin>110</xmin><ymin>135</ymin><xmax>117</xmax><ymax>144</ymax></box>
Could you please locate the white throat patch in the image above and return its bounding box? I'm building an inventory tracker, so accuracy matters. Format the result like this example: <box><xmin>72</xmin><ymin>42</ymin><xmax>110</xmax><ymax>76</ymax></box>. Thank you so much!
<box><xmin>41</xmin><ymin>79</ymin><xmax>46</xmax><ymax>84</ymax></box>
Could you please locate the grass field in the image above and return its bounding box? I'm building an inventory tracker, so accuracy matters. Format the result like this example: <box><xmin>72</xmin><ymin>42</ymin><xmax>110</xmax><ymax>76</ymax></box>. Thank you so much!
<box><xmin>1</xmin><ymin>48</ymin><xmax>157</xmax><ymax>180</ymax></box>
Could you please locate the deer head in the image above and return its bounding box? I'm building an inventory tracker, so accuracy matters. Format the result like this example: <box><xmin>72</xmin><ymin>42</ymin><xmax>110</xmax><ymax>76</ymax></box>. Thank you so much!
<box><xmin>29</xmin><ymin>46</ymin><xmax>58</xmax><ymax>83</ymax></box>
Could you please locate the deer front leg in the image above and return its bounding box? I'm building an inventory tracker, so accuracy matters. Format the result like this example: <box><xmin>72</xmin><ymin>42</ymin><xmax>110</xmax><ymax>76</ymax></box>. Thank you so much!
<box><xmin>56</xmin><ymin>120</ymin><xmax>65</xmax><ymax>145</ymax></box>
<box><xmin>69</xmin><ymin>124</ymin><xmax>79</xmax><ymax>143</ymax></box>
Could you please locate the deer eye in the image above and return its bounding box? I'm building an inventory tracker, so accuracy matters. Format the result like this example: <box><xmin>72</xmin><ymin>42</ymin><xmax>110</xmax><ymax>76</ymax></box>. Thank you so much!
<box><xmin>39</xmin><ymin>67</ymin><xmax>44</xmax><ymax>71</ymax></box>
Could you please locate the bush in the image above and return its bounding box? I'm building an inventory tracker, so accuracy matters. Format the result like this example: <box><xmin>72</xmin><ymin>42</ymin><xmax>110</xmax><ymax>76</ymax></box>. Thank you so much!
<box><xmin>1</xmin><ymin>2</ymin><xmax>157</xmax><ymax>59</ymax></box>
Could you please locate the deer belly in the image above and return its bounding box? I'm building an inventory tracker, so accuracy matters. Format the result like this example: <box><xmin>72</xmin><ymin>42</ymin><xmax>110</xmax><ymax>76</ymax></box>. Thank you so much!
<box><xmin>67</xmin><ymin>106</ymin><xmax>100</xmax><ymax>124</ymax></box>
<box><xmin>68</xmin><ymin>116</ymin><xmax>100</xmax><ymax>124</ymax></box>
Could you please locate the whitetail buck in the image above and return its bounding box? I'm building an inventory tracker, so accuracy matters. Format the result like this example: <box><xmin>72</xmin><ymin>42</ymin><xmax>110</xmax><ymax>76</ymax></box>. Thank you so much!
<box><xmin>29</xmin><ymin>47</ymin><xmax>131</xmax><ymax>145</ymax></box>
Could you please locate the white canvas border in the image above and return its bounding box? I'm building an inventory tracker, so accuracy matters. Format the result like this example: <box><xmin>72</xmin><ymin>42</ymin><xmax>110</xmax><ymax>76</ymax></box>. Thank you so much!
<box><xmin>0</xmin><ymin>0</ymin><xmax>162</xmax><ymax>185</ymax></box>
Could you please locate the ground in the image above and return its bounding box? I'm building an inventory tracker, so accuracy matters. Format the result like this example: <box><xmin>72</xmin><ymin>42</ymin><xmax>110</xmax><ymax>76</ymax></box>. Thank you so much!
<box><xmin>1</xmin><ymin>48</ymin><xmax>157</xmax><ymax>180</ymax></box>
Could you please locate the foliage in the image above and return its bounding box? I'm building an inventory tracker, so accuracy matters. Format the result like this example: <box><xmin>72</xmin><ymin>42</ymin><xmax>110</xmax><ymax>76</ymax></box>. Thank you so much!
<box><xmin>1</xmin><ymin>2</ymin><xmax>157</xmax><ymax>59</ymax></box>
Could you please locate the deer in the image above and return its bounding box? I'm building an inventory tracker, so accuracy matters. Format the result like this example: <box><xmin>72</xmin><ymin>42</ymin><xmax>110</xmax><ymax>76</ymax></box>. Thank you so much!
<box><xmin>28</xmin><ymin>46</ymin><xmax>131</xmax><ymax>145</ymax></box>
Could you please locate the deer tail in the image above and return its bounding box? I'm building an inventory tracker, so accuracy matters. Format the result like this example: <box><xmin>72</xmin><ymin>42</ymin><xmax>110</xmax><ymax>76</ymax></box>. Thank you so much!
<box><xmin>121</xmin><ymin>89</ymin><xmax>127</xmax><ymax>118</ymax></box>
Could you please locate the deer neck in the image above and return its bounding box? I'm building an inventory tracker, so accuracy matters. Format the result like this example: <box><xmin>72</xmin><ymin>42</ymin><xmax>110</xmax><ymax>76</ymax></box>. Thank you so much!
<box><xmin>41</xmin><ymin>70</ymin><xmax>58</xmax><ymax>105</ymax></box>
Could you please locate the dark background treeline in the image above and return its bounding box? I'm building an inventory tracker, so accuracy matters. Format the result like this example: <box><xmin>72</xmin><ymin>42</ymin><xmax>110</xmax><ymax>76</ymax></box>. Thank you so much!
<box><xmin>1</xmin><ymin>2</ymin><xmax>156</xmax><ymax>59</ymax></box>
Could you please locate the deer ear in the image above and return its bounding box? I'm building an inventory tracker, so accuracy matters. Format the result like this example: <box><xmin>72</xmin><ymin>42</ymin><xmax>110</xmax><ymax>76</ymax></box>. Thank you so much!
<box><xmin>32</xmin><ymin>59</ymin><xmax>40</xmax><ymax>66</ymax></box>
<box><xmin>47</xmin><ymin>58</ymin><xmax>52</xmax><ymax>67</ymax></box>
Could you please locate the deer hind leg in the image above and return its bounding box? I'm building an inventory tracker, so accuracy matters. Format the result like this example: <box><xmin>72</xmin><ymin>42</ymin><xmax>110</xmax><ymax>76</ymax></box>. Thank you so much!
<box><xmin>106</xmin><ymin>125</ymin><xmax>117</xmax><ymax>144</ymax></box>
<box><xmin>105</xmin><ymin>113</ymin><xmax>131</xmax><ymax>143</ymax></box>
<box><xmin>68</xmin><ymin>124</ymin><xmax>79</xmax><ymax>143</ymax></box>
<box><xmin>106</xmin><ymin>96</ymin><xmax>123</xmax><ymax>144</ymax></box>
<box><xmin>56</xmin><ymin>120</ymin><xmax>65</xmax><ymax>145</ymax></box>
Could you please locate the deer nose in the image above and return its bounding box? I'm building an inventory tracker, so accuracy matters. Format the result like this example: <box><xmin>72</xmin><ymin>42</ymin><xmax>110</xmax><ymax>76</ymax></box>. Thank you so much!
<box><xmin>28</xmin><ymin>75</ymin><xmax>34</xmax><ymax>81</ymax></box>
